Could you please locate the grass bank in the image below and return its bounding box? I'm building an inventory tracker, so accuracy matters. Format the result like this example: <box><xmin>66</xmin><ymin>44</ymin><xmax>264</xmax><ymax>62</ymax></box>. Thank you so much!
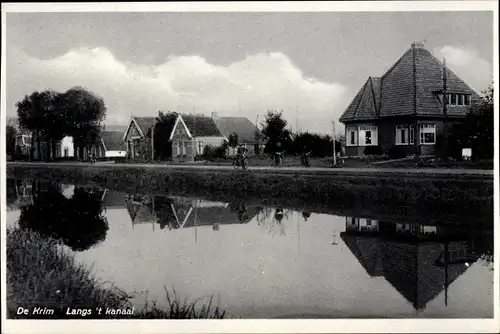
<box><xmin>7</xmin><ymin>164</ymin><xmax>493</xmax><ymax>229</ymax></box>
<box><xmin>7</xmin><ymin>228</ymin><xmax>226</xmax><ymax>319</ymax></box>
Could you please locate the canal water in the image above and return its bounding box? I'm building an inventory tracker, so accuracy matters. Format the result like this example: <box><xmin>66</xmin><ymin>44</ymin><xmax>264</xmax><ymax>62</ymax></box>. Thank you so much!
<box><xmin>6</xmin><ymin>178</ymin><xmax>494</xmax><ymax>318</ymax></box>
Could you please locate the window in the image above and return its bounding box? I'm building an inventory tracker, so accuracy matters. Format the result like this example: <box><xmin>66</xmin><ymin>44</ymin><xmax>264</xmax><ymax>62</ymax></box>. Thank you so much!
<box><xmin>396</xmin><ymin>125</ymin><xmax>416</xmax><ymax>145</ymax></box>
<box><xmin>366</xmin><ymin>219</ymin><xmax>372</xmax><ymax>226</ymax></box>
<box><xmin>396</xmin><ymin>126</ymin><xmax>407</xmax><ymax>145</ymax></box>
<box><xmin>182</xmin><ymin>141</ymin><xmax>188</xmax><ymax>155</ymax></box>
<box><xmin>419</xmin><ymin>124</ymin><xmax>436</xmax><ymax>145</ymax></box>
<box><xmin>347</xmin><ymin>128</ymin><xmax>358</xmax><ymax>146</ymax></box>
<box><xmin>197</xmin><ymin>141</ymin><xmax>204</xmax><ymax>155</ymax></box>
<box><xmin>464</xmin><ymin>95</ymin><xmax>471</xmax><ymax>106</ymax></box>
<box><xmin>365</xmin><ymin>130</ymin><xmax>372</xmax><ymax>145</ymax></box>
<box><xmin>359</xmin><ymin>126</ymin><xmax>378</xmax><ymax>146</ymax></box>
<box><xmin>448</xmin><ymin>93</ymin><xmax>471</xmax><ymax>106</ymax></box>
<box><xmin>174</xmin><ymin>141</ymin><xmax>180</xmax><ymax>156</ymax></box>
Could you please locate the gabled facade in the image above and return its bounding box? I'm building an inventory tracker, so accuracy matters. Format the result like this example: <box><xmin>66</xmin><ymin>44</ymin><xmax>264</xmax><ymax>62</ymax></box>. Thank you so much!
<box><xmin>99</xmin><ymin>131</ymin><xmax>127</xmax><ymax>158</ymax></box>
<box><xmin>123</xmin><ymin>116</ymin><xmax>157</xmax><ymax>159</ymax></box>
<box><xmin>169</xmin><ymin>114</ymin><xmax>225</xmax><ymax>163</ymax></box>
<box><xmin>169</xmin><ymin>113</ymin><xmax>260</xmax><ymax>162</ymax></box>
<box><xmin>339</xmin><ymin>42</ymin><xmax>481</xmax><ymax>157</ymax></box>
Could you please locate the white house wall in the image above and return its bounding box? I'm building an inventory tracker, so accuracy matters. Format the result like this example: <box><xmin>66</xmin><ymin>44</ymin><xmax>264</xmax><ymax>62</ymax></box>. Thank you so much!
<box><xmin>105</xmin><ymin>150</ymin><xmax>127</xmax><ymax>158</ymax></box>
<box><xmin>194</xmin><ymin>136</ymin><xmax>226</xmax><ymax>154</ymax></box>
<box><xmin>60</xmin><ymin>136</ymin><xmax>74</xmax><ymax>157</ymax></box>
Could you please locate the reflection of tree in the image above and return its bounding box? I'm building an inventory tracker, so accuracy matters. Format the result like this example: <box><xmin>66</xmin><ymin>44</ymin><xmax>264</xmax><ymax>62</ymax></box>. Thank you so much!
<box><xmin>257</xmin><ymin>207</ymin><xmax>289</xmax><ymax>237</ymax></box>
<box><xmin>302</xmin><ymin>212</ymin><xmax>311</xmax><ymax>221</ymax></box>
<box><xmin>6</xmin><ymin>179</ymin><xmax>18</xmax><ymax>207</ymax></box>
<box><xmin>475</xmin><ymin>231</ymin><xmax>494</xmax><ymax>270</ymax></box>
<box><xmin>229</xmin><ymin>200</ymin><xmax>248</xmax><ymax>223</ymax></box>
<box><xmin>18</xmin><ymin>184</ymin><xmax>108</xmax><ymax>251</ymax></box>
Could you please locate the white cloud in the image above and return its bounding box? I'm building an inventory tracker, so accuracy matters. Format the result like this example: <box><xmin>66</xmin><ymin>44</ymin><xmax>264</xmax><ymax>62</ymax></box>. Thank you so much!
<box><xmin>435</xmin><ymin>46</ymin><xmax>492</xmax><ymax>93</ymax></box>
<box><xmin>6</xmin><ymin>47</ymin><xmax>349</xmax><ymax>134</ymax></box>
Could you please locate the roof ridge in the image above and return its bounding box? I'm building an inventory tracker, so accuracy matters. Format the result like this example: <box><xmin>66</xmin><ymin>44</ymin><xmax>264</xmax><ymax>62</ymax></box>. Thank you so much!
<box><xmin>352</xmin><ymin>79</ymin><xmax>369</xmax><ymax>119</ymax></box>
<box><xmin>419</xmin><ymin>48</ymin><xmax>480</xmax><ymax>96</ymax></box>
<box><xmin>381</xmin><ymin>48</ymin><xmax>412</xmax><ymax>81</ymax></box>
<box><xmin>368</xmin><ymin>77</ymin><xmax>380</xmax><ymax>116</ymax></box>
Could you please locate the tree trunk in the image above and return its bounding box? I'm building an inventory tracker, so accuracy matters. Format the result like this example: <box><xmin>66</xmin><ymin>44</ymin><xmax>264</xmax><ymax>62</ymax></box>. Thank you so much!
<box><xmin>46</xmin><ymin>137</ymin><xmax>51</xmax><ymax>161</ymax></box>
<box><xmin>30</xmin><ymin>133</ymin><xmax>35</xmax><ymax>161</ymax></box>
<box><xmin>36</xmin><ymin>131</ymin><xmax>41</xmax><ymax>161</ymax></box>
<box><xmin>52</xmin><ymin>140</ymin><xmax>57</xmax><ymax>160</ymax></box>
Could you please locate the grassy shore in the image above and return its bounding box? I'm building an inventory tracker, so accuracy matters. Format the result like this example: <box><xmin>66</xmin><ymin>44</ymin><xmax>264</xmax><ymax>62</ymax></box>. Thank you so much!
<box><xmin>7</xmin><ymin>164</ymin><xmax>494</xmax><ymax>229</ymax></box>
<box><xmin>7</xmin><ymin>228</ymin><xmax>226</xmax><ymax>319</ymax></box>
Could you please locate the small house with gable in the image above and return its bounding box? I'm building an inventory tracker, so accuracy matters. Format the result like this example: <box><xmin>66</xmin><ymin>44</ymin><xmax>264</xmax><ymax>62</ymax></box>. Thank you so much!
<box><xmin>169</xmin><ymin>113</ymin><xmax>260</xmax><ymax>163</ymax></box>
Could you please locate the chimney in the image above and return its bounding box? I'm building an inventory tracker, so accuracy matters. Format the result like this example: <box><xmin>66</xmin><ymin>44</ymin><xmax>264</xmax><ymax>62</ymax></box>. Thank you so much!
<box><xmin>412</xmin><ymin>41</ymin><xmax>424</xmax><ymax>49</ymax></box>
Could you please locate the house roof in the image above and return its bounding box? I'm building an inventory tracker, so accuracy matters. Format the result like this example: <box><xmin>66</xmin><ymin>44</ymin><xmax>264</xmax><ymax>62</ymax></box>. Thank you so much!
<box><xmin>213</xmin><ymin>117</ymin><xmax>259</xmax><ymax>144</ymax></box>
<box><xmin>180</xmin><ymin>114</ymin><xmax>222</xmax><ymax>137</ymax></box>
<box><xmin>341</xmin><ymin>231</ymin><xmax>477</xmax><ymax>310</ymax></box>
<box><xmin>340</xmin><ymin>44</ymin><xmax>481</xmax><ymax>123</ymax></box>
<box><xmin>103</xmin><ymin>124</ymin><xmax>128</xmax><ymax>132</ymax></box>
<box><xmin>100</xmin><ymin>131</ymin><xmax>126</xmax><ymax>151</ymax></box>
<box><xmin>340</xmin><ymin>234</ymin><xmax>383</xmax><ymax>277</ymax></box>
<box><xmin>101</xmin><ymin>190</ymin><xmax>126</xmax><ymax>208</ymax></box>
<box><xmin>164</xmin><ymin>197</ymin><xmax>261</xmax><ymax>229</ymax></box>
<box><xmin>380</xmin><ymin>241</ymin><xmax>474</xmax><ymax>310</ymax></box>
<box><xmin>340</xmin><ymin>77</ymin><xmax>381</xmax><ymax>121</ymax></box>
<box><xmin>132</xmin><ymin>117</ymin><xmax>157</xmax><ymax>137</ymax></box>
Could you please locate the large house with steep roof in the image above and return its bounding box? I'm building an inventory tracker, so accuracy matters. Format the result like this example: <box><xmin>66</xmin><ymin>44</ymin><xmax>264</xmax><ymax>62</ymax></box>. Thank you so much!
<box><xmin>339</xmin><ymin>42</ymin><xmax>481</xmax><ymax>157</ymax></box>
<box><xmin>340</xmin><ymin>218</ymin><xmax>480</xmax><ymax>311</ymax></box>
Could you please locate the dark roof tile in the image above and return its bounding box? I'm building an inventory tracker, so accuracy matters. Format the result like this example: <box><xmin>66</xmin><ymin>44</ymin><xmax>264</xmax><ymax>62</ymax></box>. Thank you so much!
<box><xmin>100</xmin><ymin>131</ymin><xmax>126</xmax><ymax>151</ymax></box>
<box><xmin>180</xmin><ymin>114</ymin><xmax>222</xmax><ymax>137</ymax></box>
<box><xmin>340</xmin><ymin>45</ymin><xmax>481</xmax><ymax>123</ymax></box>
<box><xmin>213</xmin><ymin>117</ymin><xmax>259</xmax><ymax>143</ymax></box>
<box><xmin>133</xmin><ymin>117</ymin><xmax>157</xmax><ymax>136</ymax></box>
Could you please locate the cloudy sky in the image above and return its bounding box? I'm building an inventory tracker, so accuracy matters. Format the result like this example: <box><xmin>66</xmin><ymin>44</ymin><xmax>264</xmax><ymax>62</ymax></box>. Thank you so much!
<box><xmin>5</xmin><ymin>10</ymin><xmax>494</xmax><ymax>134</ymax></box>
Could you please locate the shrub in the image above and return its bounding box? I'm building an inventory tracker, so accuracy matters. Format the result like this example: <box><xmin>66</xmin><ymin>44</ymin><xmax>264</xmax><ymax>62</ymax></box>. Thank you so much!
<box><xmin>202</xmin><ymin>145</ymin><xmax>227</xmax><ymax>161</ymax></box>
<box><xmin>388</xmin><ymin>146</ymin><xmax>407</xmax><ymax>159</ymax></box>
<box><xmin>364</xmin><ymin>146</ymin><xmax>383</xmax><ymax>156</ymax></box>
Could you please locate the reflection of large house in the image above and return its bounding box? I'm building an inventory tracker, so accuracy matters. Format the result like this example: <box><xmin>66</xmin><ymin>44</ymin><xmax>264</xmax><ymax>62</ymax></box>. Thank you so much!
<box><xmin>124</xmin><ymin>194</ymin><xmax>261</xmax><ymax>230</ymax></box>
<box><xmin>341</xmin><ymin>217</ymin><xmax>480</xmax><ymax>311</ymax></box>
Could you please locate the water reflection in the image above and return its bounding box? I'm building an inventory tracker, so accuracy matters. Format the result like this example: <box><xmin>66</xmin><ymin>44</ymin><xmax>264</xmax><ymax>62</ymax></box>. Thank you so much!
<box><xmin>340</xmin><ymin>217</ymin><xmax>491</xmax><ymax>311</ymax></box>
<box><xmin>6</xmin><ymin>178</ymin><xmax>494</xmax><ymax>318</ymax></box>
<box><xmin>16</xmin><ymin>180</ymin><xmax>109</xmax><ymax>251</ymax></box>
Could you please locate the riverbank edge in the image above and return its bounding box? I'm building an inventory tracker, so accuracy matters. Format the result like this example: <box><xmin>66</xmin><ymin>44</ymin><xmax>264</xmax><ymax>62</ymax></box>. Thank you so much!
<box><xmin>6</xmin><ymin>228</ymin><xmax>226</xmax><ymax>319</ymax></box>
<box><xmin>7</xmin><ymin>164</ymin><xmax>494</xmax><ymax>229</ymax></box>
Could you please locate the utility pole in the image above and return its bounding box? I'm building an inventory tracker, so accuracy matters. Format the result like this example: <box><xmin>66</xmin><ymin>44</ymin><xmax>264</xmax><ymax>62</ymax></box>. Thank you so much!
<box><xmin>443</xmin><ymin>58</ymin><xmax>448</xmax><ymax>116</ymax></box>
<box><xmin>332</xmin><ymin>121</ymin><xmax>337</xmax><ymax>166</ymax></box>
<box><xmin>151</xmin><ymin>123</ymin><xmax>155</xmax><ymax>161</ymax></box>
<box><xmin>295</xmin><ymin>102</ymin><xmax>299</xmax><ymax>133</ymax></box>
<box><xmin>441</xmin><ymin>57</ymin><xmax>449</xmax><ymax>159</ymax></box>
<box><xmin>193</xmin><ymin>101</ymin><xmax>196</xmax><ymax>157</ymax></box>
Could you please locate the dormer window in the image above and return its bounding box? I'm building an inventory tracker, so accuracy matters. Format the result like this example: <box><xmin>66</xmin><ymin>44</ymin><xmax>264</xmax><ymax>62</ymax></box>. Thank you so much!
<box><xmin>464</xmin><ymin>95</ymin><xmax>471</xmax><ymax>105</ymax></box>
<box><xmin>446</xmin><ymin>93</ymin><xmax>471</xmax><ymax>106</ymax></box>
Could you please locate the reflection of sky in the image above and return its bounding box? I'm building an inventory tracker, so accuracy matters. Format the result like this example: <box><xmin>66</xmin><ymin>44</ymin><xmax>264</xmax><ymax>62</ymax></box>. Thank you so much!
<box><xmin>8</xmin><ymin>206</ymin><xmax>491</xmax><ymax>318</ymax></box>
